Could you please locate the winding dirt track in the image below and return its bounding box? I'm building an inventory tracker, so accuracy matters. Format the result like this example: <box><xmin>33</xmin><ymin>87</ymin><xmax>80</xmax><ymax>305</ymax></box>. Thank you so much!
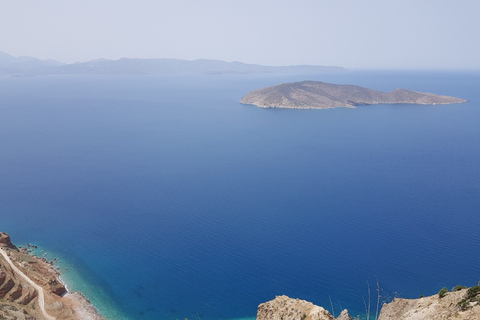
<box><xmin>0</xmin><ymin>247</ymin><xmax>56</xmax><ymax>320</ymax></box>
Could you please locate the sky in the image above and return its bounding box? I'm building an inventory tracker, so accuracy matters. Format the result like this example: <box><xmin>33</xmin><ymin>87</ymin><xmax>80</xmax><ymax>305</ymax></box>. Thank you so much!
<box><xmin>1</xmin><ymin>0</ymin><xmax>479</xmax><ymax>70</ymax></box>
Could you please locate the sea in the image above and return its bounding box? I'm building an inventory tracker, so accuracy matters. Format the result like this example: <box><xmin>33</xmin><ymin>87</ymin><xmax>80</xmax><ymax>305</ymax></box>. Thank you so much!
<box><xmin>0</xmin><ymin>70</ymin><xmax>479</xmax><ymax>320</ymax></box>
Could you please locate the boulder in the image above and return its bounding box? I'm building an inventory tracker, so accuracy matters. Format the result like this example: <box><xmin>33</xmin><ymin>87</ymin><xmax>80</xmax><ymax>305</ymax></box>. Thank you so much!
<box><xmin>258</xmin><ymin>295</ymin><xmax>335</xmax><ymax>320</ymax></box>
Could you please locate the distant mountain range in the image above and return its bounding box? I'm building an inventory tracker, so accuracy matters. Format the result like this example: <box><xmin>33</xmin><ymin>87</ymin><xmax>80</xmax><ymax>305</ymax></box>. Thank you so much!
<box><xmin>0</xmin><ymin>51</ymin><xmax>63</xmax><ymax>74</ymax></box>
<box><xmin>0</xmin><ymin>52</ymin><xmax>345</xmax><ymax>75</ymax></box>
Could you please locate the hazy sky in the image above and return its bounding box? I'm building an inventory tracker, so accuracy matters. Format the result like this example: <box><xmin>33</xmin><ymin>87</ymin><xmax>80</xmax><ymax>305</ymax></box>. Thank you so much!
<box><xmin>1</xmin><ymin>0</ymin><xmax>479</xmax><ymax>70</ymax></box>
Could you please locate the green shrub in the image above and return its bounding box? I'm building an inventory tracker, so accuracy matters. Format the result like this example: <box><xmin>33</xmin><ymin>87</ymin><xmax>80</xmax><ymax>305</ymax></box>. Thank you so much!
<box><xmin>452</xmin><ymin>285</ymin><xmax>467</xmax><ymax>292</ymax></box>
<box><xmin>458</xmin><ymin>300</ymin><xmax>469</xmax><ymax>310</ymax></box>
<box><xmin>457</xmin><ymin>285</ymin><xmax>480</xmax><ymax>310</ymax></box>
<box><xmin>438</xmin><ymin>287</ymin><xmax>448</xmax><ymax>298</ymax></box>
<box><xmin>466</xmin><ymin>285</ymin><xmax>480</xmax><ymax>301</ymax></box>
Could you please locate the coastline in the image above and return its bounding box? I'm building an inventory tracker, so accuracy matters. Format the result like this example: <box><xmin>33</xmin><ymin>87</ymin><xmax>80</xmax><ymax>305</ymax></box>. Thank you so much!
<box><xmin>50</xmin><ymin>253</ymin><xmax>130</xmax><ymax>320</ymax></box>
<box><xmin>0</xmin><ymin>232</ymin><xmax>109</xmax><ymax>320</ymax></box>
<box><xmin>63</xmin><ymin>292</ymin><xmax>104</xmax><ymax>320</ymax></box>
<box><xmin>21</xmin><ymin>241</ymin><xmax>130</xmax><ymax>320</ymax></box>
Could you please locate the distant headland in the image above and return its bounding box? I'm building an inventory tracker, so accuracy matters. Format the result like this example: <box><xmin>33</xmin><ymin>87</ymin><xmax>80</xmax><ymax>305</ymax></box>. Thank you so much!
<box><xmin>241</xmin><ymin>81</ymin><xmax>467</xmax><ymax>109</ymax></box>
<box><xmin>0</xmin><ymin>51</ymin><xmax>344</xmax><ymax>76</ymax></box>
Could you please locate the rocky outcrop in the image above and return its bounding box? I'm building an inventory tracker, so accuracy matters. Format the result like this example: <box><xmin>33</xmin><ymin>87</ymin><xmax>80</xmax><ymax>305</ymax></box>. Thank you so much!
<box><xmin>378</xmin><ymin>286</ymin><xmax>480</xmax><ymax>320</ymax></box>
<box><xmin>49</xmin><ymin>278</ymin><xmax>67</xmax><ymax>297</ymax></box>
<box><xmin>258</xmin><ymin>295</ymin><xmax>335</xmax><ymax>320</ymax></box>
<box><xmin>258</xmin><ymin>285</ymin><xmax>480</xmax><ymax>320</ymax></box>
<box><xmin>336</xmin><ymin>309</ymin><xmax>353</xmax><ymax>320</ymax></box>
<box><xmin>0</xmin><ymin>232</ymin><xmax>104</xmax><ymax>320</ymax></box>
<box><xmin>241</xmin><ymin>81</ymin><xmax>467</xmax><ymax>109</ymax></box>
<box><xmin>0</xmin><ymin>233</ymin><xmax>17</xmax><ymax>250</ymax></box>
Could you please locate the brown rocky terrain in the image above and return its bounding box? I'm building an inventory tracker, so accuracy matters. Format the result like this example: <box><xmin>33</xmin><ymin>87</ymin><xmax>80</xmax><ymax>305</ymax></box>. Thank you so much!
<box><xmin>257</xmin><ymin>295</ymin><xmax>349</xmax><ymax>320</ymax></box>
<box><xmin>241</xmin><ymin>81</ymin><xmax>467</xmax><ymax>109</ymax></box>
<box><xmin>378</xmin><ymin>287</ymin><xmax>480</xmax><ymax>320</ymax></box>
<box><xmin>0</xmin><ymin>233</ymin><xmax>17</xmax><ymax>250</ymax></box>
<box><xmin>258</xmin><ymin>285</ymin><xmax>480</xmax><ymax>320</ymax></box>
<box><xmin>0</xmin><ymin>232</ymin><xmax>103</xmax><ymax>320</ymax></box>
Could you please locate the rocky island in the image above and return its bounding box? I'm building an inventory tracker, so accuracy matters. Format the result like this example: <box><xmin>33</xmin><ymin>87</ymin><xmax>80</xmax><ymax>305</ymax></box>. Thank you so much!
<box><xmin>241</xmin><ymin>81</ymin><xmax>466</xmax><ymax>109</ymax></box>
<box><xmin>0</xmin><ymin>232</ymin><xmax>103</xmax><ymax>320</ymax></box>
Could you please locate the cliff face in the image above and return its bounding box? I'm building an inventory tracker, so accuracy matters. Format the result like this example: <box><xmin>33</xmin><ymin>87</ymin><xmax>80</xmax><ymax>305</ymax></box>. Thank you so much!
<box><xmin>257</xmin><ymin>295</ymin><xmax>348</xmax><ymax>320</ymax></box>
<box><xmin>258</xmin><ymin>286</ymin><xmax>480</xmax><ymax>320</ymax></box>
<box><xmin>0</xmin><ymin>232</ymin><xmax>104</xmax><ymax>320</ymax></box>
<box><xmin>240</xmin><ymin>81</ymin><xmax>467</xmax><ymax>109</ymax></box>
<box><xmin>1</xmin><ymin>244</ymin><xmax>47</xmax><ymax>319</ymax></box>
<box><xmin>0</xmin><ymin>232</ymin><xmax>17</xmax><ymax>250</ymax></box>
<box><xmin>378</xmin><ymin>287</ymin><xmax>480</xmax><ymax>320</ymax></box>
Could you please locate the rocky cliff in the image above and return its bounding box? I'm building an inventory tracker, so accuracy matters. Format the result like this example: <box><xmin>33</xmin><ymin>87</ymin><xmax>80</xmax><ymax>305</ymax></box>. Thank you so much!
<box><xmin>0</xmin><ymin>232</ymin><xmax>17</xmax><ymax>250</ymax></box>
<box><xmin>257</xmin><ymin>295</ymin><xmax>352</xmax><ymax>320</ymax></box>
<box><xmin>378</xmin><ymin>286</ymin><xmax>480</xmax><ymax>320</ymax></box>
<box><xmin>258</xmin><ymin>295</ymin><xmax>335</xmax><ymax>320</ymax></box>
<box><xmin>0</xmin><ymin>232</ymin><xmax>104</xmax><ymax>320</ymax></box>
<box><xmin>241</xmin><ymin>81</ymin><xmax>467</xmax><ymax>109</ymax></box>
<box><xmin>258</xmin><ymin>285</ymin><xmax>480</xmax><ymax>320</ymax></box>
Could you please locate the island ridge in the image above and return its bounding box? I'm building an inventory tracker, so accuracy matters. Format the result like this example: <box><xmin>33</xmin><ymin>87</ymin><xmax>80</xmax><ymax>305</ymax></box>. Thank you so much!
<box><xmin>241</xmin><ymin>81</ymin><xmax>466</xmax><ymax>109</ymax></box>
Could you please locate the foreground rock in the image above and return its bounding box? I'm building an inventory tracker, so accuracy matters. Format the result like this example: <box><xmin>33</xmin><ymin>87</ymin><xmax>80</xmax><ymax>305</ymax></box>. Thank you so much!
<box><xmin>0</xmin><ymin>232</ymin><xmax>104</xmax><ymax>320</ymax></box>
<box><xmin>336</xmin><ymin>309</ymin><xmax>353</xmax><ymax>320</ymax></box>
<box><xmin>378</xmin><ymin>287</ymin><xmax>480</xmax><ymax>320</ymax></box>
<box><xmin>258</xmin><ymin>285</ymin><xmax>480</xmax><ymax>320</ymax></box>
<box><xmin>258</xmin><ymin>295</ymin><xmax>349</xmax><ymax>320</ymax></box>
<box><xmin>241</xmin><ymin>81</ymin><xmax>467</xmax><ymax>109</ymax></box>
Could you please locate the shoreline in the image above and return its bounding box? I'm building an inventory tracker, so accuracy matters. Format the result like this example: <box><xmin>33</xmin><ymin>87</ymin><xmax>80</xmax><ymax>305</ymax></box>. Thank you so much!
<box><xmin>22</xmin><ymin>243</ymin><xmax>131</xmax><ymax>320</ymax></box>
<box><xmin>0</xmin><ymin>232</ymin><xmax>107</xmax><ymax>320</ymax></box>
<box><xmin>63</xmin><ymin>291</ymin><xmax>105</xmax><ymax>320</ymax></box>
<box><xmin>21</xmin><ymin>243</ymin><xmax>106</xmax><ymax>320</ymax></box>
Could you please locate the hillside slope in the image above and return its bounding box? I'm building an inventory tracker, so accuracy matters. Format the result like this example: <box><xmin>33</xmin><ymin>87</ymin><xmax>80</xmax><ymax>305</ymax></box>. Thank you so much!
<box><xmin>0</xmin><ymin>232</ymin><xmax>103</xmax><ymax>320</ymax></box>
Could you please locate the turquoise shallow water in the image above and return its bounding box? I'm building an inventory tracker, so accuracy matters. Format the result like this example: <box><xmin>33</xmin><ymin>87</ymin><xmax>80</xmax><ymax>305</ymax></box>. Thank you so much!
<box><xmin>1</xmin><ymin>71</ymin><xmax>479</xmax><ymax>319</ymax></box>
<box><xmin>22</xmin><ymin>245</ymin><xmax>129</xmax><ymax>319</ymax></box>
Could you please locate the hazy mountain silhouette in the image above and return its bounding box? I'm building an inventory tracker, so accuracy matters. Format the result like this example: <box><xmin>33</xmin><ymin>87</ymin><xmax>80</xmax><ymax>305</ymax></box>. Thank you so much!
<box><xmin>0</xmin><ymin>52</ymin><xmax>63</xmax><ymax>74</ymax></box>
<box><xmin>0</xmin><ymin>52</ymin><xmax>345</xmax><ymax>75</ymax></box>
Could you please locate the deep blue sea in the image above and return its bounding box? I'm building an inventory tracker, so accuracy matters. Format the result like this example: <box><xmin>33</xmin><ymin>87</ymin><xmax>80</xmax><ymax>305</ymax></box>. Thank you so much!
<box><xmin>0</xmin><ymin>71</ymin><xmax>479</xmax><ymax>320</ymax></box>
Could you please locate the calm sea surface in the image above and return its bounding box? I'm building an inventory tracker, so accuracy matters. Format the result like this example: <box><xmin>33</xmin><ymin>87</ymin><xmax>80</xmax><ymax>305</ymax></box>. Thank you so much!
<box><xmin>0</xmin><ymin>71</ymin><xmax>479</xmax><ymax>319</ymax></box>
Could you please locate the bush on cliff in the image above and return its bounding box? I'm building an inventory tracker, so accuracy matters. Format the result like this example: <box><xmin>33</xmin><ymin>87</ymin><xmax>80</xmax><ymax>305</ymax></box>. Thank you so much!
<box><xmin>453</xmin><ymin>285</ymin><xmax>467</xmax><ymax>292</ymax></box>
<box><xmin>457</xmin><ymin>285</ymin><xmax>480</xmax><ymax>310</ymax></box>
<box><xmin>438</xmin><ymin>287</ymin><xmax>448</xmax><ymax>298</ymax></box>
<box><xmin>466</xmin><ymin>286</ymin><xmax>480</xmax><ymax>301</ymax></box>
